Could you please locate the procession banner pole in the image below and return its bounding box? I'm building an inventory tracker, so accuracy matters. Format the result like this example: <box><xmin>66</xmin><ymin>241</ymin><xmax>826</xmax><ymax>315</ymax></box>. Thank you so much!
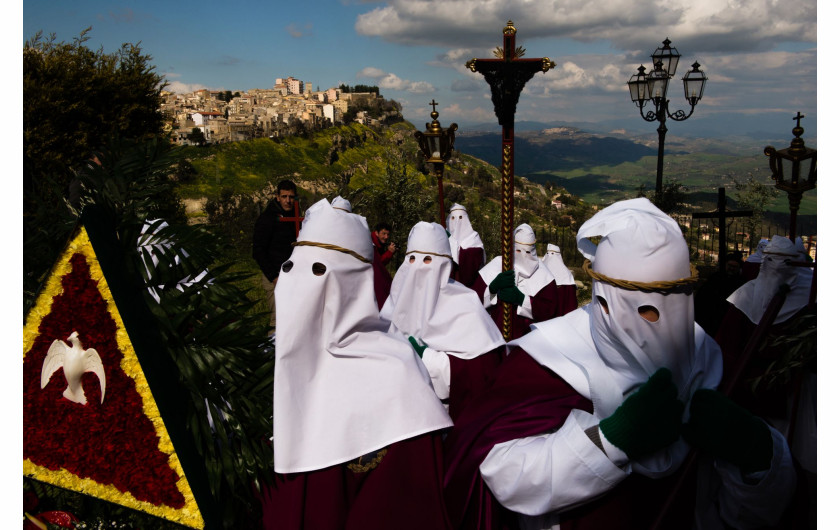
<box><xmin>466</xmin><ymin>21</ymin><xmax>555</xmax><ymax>340</ymax></box>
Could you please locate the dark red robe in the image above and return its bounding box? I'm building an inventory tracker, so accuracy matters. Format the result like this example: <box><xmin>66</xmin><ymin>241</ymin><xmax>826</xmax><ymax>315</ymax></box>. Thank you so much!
<box><xmin>443</xmin><ymin>348</ymin><xmax>696</xmax><ymax>530</ymax></box>
<box><xmin>451</xmin><ymin>247</ymin><xmax>485</xmax><ymax>290</ymax></box>
<box><xmin>260</xmin><ymin>432</ymin><xmax>452</xmax><ymax>529</ymax></box>
<box><xmin>471</xmin><ymin>277</ymin><xmax>559</xmax><ymax>340</ymax></box>
<box><xmin>447</xmin><ymin>347</ymin><xmax>504</xmax><ymax>422</ymax></box>
<box><xmin>554</xmin><ymin>283</ymin><xmax>578</xmax><ymax>318</ymax></box>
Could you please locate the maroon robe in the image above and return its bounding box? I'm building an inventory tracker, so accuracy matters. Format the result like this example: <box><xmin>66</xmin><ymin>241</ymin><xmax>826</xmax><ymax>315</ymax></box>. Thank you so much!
<box><xmin>471</xmin><ymin>276</ymin><xmax>559</xmax><ymax>340</ymax></box>
<box><xmin>554</xmin><ymin>283</ymin><xmax>578</xmax><ymax>318</ymax></box>
<box><xmin>443</xmin><ymin>348</ymin><xmax>696</xmax><ymax>530</ymax></box>
<box><xmin>741</xmin><ymin>261</ymin><xmax>761</xmax><ymax>281</ymax></box>
<box><xmin>451</xmin><ymin>247</ymin><xmax>485</xmax><ymax>290</ymax></box>
<box><xmin>447</xmin><ymin>347</ymin><xmax>504</xmax><ymax>422</ymax></box>
<box><xmin>260</xmin><ymin>432</ymin><xmax>452</xmax><ymax>529</ymax></box>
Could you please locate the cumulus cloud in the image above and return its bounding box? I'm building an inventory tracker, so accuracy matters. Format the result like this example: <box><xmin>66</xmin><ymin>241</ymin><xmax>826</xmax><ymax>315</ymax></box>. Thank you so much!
<box><xmin>451</xmin><ymin>78</ymin><xmax>484</xmax><ymax>92</ymax></box>
<box><xmin>355</xmin><ymin>0</ymin><xmax>815</xmax><ymax>53</ymax></box>
<box><xmin>357</xmin><ymin>67</ymin><xmax>435</xmax><ymax>93</ymax></box>
<box><xmin>165</xmin><ymin>80</ymin><xmax>215</xmax><ymax>94</ymax></box>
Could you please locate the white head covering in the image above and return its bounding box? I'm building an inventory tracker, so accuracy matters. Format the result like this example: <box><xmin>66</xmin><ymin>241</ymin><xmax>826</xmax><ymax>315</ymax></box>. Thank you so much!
<box><xmin>447</xmin><ymin>203</ymin><xmax>484</xmax><ymax>263</ymax></box>
<box><xmin>746</xmin><ymin>238</ymin><xmax>769</xmax><ymax>263</ymax></box>
<box><xmin>272</xmin><ymin>200</ymin><xmax>452</xmax><ymax>473</ymax></box>
<box><xmin>575</xmin><ymin>198</ymin><xmax>704</xmax><ymax>407</ymax></box>
<box><xmin>542</xmin><ymin>243</ymin><xmax>575</xmax><ymax>286</ymax></box>
<box><xmin>381</xmin><ymin>222</ymin><xmax>504</xmax><ymax>358</ymax></box>
<box><xmin>727</xmin><ymin>235</ymin><xmax>812</xmax><ymax>324</ymax></box>
<box><xmin>330</xmin><ymin>195</ymin><xmax>352</xmax><ymax>212</ymax></box>
<box><xmin>511</xmin><ymin>198</ymin><xmax>722</xmax><ymax>478</ymax></box>
<box><xmin>478</xmin><ymin>224</ymin><xmax>555</xmax><ymax>299</ymax></box>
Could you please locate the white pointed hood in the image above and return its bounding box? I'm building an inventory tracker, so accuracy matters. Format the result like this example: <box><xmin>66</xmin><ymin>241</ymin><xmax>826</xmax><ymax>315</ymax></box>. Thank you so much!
<box><xmin>381</xmin><ymin>222</ymin><xmax>504</xmax><ymax>358</ymax></box>
<box><xmin>272</xmin><ymin>200</ymin><xmax>452</xmax><ymax>473</ymax></box>
<box><xmin>447</xmin><ymin>203</ymin><xmax>484</xmax><ymax>263</ymax></box>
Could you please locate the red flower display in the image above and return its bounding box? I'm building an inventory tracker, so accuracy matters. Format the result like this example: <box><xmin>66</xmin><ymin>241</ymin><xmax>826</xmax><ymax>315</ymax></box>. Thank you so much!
<box><xmin>23</xmin><ymin>253</ymin><xmax>185</xmax><ymax>508</ymax></box>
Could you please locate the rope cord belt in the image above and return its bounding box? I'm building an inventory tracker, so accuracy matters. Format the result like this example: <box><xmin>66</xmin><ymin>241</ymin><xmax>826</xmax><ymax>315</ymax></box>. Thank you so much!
<box><xmin>583</xmin><ymin>259</ymin><xmax>699</xmax><ymax>294</ymax></box>
<box><xmin>292</xmin><ymin>241</ymin><xmax>371</xmax><ymax>264</ymax></box>
<box><xmin>405</xmin><ymin>250</ymin><xmax>454</xmax><ymax>261</ymax></box>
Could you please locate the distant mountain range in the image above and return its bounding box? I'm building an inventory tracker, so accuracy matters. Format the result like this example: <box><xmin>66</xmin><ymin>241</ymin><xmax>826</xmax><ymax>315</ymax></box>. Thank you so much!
<box><xmin>448</xmin><ymin>110</ymin><xmax>817</xmax><ymax>145</ymax></box>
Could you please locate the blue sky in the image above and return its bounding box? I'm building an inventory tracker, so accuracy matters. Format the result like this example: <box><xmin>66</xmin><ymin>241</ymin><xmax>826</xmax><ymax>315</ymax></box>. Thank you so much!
<box><xmin>22</xmin><ymin>0</ymin><xmax>822</xmax><ymax>138</ymax></box>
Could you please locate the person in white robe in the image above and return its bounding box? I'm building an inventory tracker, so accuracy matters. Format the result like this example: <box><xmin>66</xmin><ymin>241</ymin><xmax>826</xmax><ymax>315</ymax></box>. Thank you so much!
<box><xmin>541</xmin><ymin>243</ymin><xmax>578</xmax><ymax>317</ymax></box>
<box><xmin>472</xmin><ymin>224</ymin><xmax>558</xmax><ymax>339</ymax></box>
<box><xmin>448</xmin><ymin>198</ymin><xmax>795</xmax><ymax>530</ymax></box>
<box><xmin>447</xmin><ymin>203</ymin><xmax>486</xmax><ymax>287</ymax></box>
<box><xmin>381</xmin><ymin>221</ymin><xmax>505</xmax><ymax>419</ymax></box>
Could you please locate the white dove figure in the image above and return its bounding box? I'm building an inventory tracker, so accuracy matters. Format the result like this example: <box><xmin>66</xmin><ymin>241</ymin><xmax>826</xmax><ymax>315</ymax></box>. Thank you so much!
<box><xmin>40</xmin><ymin>331</ymin><xmax>106</xmax><ymax>405</ymax></box>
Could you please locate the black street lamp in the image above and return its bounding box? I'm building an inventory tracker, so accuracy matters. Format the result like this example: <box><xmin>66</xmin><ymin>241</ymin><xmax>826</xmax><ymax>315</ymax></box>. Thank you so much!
<box><xmin>627</xmin><ymin>38</ymin><xmax>708</xmax><ymax>199</ymax></box>
<box><xmin>764</xmin><ymin>112</ymin><xmax>816</xmax><ymax>241</ymax></box>
<box><xmin>414</xmin><ymin>100</ymin><xmax>458</xmax><ymax>226</ymax></box>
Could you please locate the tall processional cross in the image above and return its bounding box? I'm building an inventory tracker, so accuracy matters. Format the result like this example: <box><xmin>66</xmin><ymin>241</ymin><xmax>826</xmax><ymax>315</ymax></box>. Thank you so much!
<box><xmin>466</xmin><ymin>21</ymin><xmax>556</xmax><ymax>340</ymax></box>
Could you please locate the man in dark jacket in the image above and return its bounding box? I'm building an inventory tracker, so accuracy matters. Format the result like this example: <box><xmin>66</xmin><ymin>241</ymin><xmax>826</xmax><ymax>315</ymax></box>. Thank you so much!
<box><xmin>253</xmin><ymin>180</ymin><xmax>297</xmax><ymax>331</ymax></box>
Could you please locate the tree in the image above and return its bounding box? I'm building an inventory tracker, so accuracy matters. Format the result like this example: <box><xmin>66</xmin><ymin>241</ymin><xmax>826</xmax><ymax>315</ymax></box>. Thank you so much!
<box><xmin>24</xmin><ymin>28</ymin><xmax>167</xmax><ymax>309</ymax></box>
<box><xmin>734</xmin><ymin>174</ymin><xmax>780</xmax><ymax>250</ymax></box>
<box><xmin>188</xmin><ymin>127</ymin><xmax>207</xmax><ymax>146</ymax></box>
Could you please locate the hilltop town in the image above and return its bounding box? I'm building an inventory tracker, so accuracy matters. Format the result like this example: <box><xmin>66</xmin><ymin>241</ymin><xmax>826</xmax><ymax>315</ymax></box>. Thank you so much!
<box><xmin>161</xmin><ymin>76</ymin><xmax>400</xmax><ymax>145</ymax></box>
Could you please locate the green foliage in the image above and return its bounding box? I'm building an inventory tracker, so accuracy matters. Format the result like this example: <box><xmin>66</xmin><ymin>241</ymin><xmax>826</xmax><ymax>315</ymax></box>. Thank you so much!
<box><xmin>72</xmin><ymin>139</ymin><xmax>274</xmax><ymax>528</ymax></box>
<box><xmin>188</xmin><ymin>127</ymin><xmax>207</xmax><ymax>146</ymax></box>
<box><xmin>734</xmin><ymin>174</ymin><xmax>780</xmax><ymax>247</ymax></box>
<box><xmin>23</xmin><ymin>28</ymin><xmax>166</xmax><ymax>312</ymax></box>
<box><xmin>748</xmin><ymin>310</ymin><xmax>816</xmax><ymax>394</ymax></box>
<box><xmin>338</xmin><ymin>83</ymin><xmax>380</xmax><ymax>95</ymax></box>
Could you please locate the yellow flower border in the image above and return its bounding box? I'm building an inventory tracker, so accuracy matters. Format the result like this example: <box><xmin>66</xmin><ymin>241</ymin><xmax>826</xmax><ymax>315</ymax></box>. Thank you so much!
<box><xmin>23</xmin><ymin>227</ymin><xmax>205</xmax><ymax>529</ymax></box>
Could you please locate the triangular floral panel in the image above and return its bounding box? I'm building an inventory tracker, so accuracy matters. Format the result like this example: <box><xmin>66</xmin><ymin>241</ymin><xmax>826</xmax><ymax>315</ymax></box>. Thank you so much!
<box><xmin>23</xmin><ymin>225</ymin><xmax>205</xmax><ymax>529</ymax></box>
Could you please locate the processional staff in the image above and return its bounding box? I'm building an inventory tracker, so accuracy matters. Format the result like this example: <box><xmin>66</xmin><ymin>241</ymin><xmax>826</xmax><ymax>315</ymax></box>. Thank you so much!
<box><xmin>466</xmin><ymin>20</ymin><xmax>556</xmax><ymax>340</ymax></box>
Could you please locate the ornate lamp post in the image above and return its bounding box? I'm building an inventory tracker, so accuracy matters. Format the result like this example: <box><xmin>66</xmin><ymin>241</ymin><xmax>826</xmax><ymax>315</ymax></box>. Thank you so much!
<box><xmin>764</xmin><ymin>112</ymin><xmax>816</xmax><ymax>241</ymax></box>
<box><xmin>627</xmin><ymin>38</ymin><xmax>708</xmax><ymax>199</ymax></box>
<box><xmin>414</xmin><ymin>100</ymin><xmax>458</xmax><ymax>226</ymax></box>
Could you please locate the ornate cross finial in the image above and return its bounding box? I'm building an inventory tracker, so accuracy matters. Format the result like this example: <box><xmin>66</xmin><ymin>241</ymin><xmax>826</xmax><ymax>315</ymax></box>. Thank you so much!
<box><xmin>793</xmin><ymin>111</ymin><xmax>805</xmax><ymax>128</ymax></box>
<box><xmin>429</xmin><ymin>99</ymin><xmax>439</xmax><ymax>113</ymax></box>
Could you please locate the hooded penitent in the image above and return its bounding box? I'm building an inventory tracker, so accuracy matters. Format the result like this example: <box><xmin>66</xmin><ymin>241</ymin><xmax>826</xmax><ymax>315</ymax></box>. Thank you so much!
<box><xmin>446</xmin><ymin>203</ymin><xmax>484</xmax><ymax>264</ymax></box>
<box><xmin>511</xmin><ymin>198</ymin><xmax>722</xmax><ymax>477</ymax></box>
<box><xmin>381</xmin><ymin>222</ymin><xmax>504</xmax><ymax>359</ymax></box>
<box><xmin>272</xmin><ymin>200</ymin><xmax>452</xmax><ymax>474</ymax></box>
<box><xmin>727</xmin><ymin>235</ymin><xmax>812</xmax><ymax>325</ymax></box>
<box><xmin>542</xmin><ymin>243</ymin><xmax>575</xmax><ymax>286</ymax></box>
<box><xmin>478</xmin><ymin>224</ymin><xmax>555</xmax><ymax>301</ymax></box>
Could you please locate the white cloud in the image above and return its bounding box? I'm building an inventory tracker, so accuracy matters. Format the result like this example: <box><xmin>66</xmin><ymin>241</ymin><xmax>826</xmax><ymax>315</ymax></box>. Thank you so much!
<box><xmin>356</xmin><ymin>67</ymin><xmax>435</xmax><ymax>93</ymax></box>
<box><xmin>164</xmin><ymin>78</ymin><xmax>217</xmax><ymax>94</ymax></box>
<box><xmin>355</xmin><ymin>0</ymin><xmax>815</xmax><ymax>52</ymax></box>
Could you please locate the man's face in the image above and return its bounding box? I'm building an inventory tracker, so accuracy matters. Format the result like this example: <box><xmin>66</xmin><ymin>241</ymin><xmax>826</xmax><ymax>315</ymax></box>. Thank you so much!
<box><xmin>277</xmin><ymin>190</ymin><xmax>295</xmax><ymax>212</ymax></box>
<box><xmin>376</xmin><ymin>229</ymin><xmax>390</xmax><ymax>245</ymax></box>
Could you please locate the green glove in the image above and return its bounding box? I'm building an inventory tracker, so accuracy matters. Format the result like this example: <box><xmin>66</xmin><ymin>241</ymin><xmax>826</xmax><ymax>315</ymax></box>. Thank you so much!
<box><xmin>599</xmin><ymin>368</ymin><xmax>684</xmax><ymax>460</ymax></box>
<box><xmin>408</xmin><ymin>336</ymin><xmax>427</xmax><ymax>358</ymax></box>
<box><xmin>497</xmin><ymin>286</ymin><xmax>526</xmax><ymax>306</ymax></box>
<box><xmin>489</xmin><ymin>270</ymin><xmax>515</xmax><ymax>294</ymax></box>
<box><xmin>682</xmin><ymin>388</ymin><xmax>772</xmax><ymax>473</ymax></box>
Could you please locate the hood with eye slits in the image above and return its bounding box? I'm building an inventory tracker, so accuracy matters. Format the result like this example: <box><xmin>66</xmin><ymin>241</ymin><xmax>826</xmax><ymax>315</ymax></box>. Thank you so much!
<box><xmin>381</xmin><ymin>222</ymin><xmax>503</xmax><ymax>358</ymax></box>
<box><xmin>272</xmin><ymin>200</ymin><xmax>452</xmax><ymax>474</ymax></box>
<box><xmin>447</xmin><ymin>203</ymin><xmax>484</xmax><ymax>262</ymax></box>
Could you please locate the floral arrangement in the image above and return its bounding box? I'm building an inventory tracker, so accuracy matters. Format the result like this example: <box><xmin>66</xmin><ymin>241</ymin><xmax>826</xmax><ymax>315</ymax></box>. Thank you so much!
<box><xmin>23</xmin><ymin>227</ymin><xmax>204</xmax><ymax>529</ymax></box>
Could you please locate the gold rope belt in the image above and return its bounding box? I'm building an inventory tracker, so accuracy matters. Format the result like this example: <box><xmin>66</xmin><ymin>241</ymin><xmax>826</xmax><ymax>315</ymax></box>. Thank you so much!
<box><xmin>292</xmin><ymin>241</ymin><xmax>371</xmax><ymax>263</ymax></box>
<box><xmin>405</xmin><ymin>250</ymin><xmax>453</xmax><ymax>260</ymax></box>
<box><xmin>583</xmin><ymin>259</ymin><xmax>699</xmax><ymax>294</ymax></box>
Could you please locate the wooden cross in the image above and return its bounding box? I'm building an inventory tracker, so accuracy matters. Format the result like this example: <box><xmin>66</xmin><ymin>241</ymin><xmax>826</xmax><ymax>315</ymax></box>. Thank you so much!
<box><xmin>466</xmin><ymin>20</ymin><xmax>555</xmax><ymax>340</ymax></box>
<box><xmin>277</xmin><ymin>199</ymin><xmax>304</xmax><ymax>237</ymax></box>
<box><xmin>691</xmin><ymin>188</ymin><xmax>752</xmax><ymax>273</ymax></box>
